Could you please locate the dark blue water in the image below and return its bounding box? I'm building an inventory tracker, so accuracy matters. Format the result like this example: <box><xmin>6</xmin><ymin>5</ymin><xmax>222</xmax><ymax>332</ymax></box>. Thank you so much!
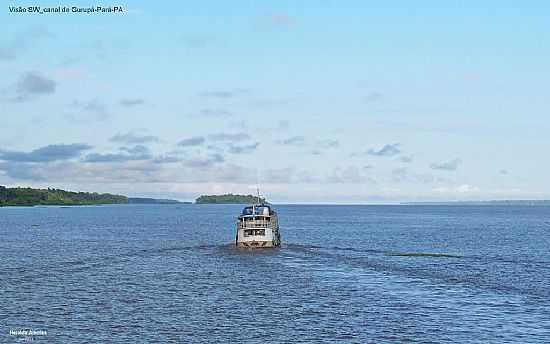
<box><xmin>1</xmin><ymin>205</ymin><xmax>549</xmax><ymax>343</ymax></box>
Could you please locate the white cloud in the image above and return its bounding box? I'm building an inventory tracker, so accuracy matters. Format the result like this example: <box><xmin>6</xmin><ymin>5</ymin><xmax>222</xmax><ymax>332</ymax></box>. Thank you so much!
<box><xmin>433</xmin><ymin>184</ymin><xmax>480</xmax><ymax>194</ymax></box>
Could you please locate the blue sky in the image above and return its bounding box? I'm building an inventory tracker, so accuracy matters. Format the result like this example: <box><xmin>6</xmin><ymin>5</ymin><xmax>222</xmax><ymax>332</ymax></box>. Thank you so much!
<box><xmin>1</xmin><ymin>1</ymin><xmax>549</xmax><ymax>203</ymax></box>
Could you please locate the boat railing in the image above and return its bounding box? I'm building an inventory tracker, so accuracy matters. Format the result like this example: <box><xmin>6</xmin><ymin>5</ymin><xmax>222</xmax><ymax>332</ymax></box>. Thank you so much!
<box><xmin>238</xmin><ymin>218</ymin><xmax>277</xmax><ymax>229</ymax></box>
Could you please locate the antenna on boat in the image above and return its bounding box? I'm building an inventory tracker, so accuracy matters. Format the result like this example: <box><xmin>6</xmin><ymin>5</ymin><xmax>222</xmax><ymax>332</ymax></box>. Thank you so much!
<box><xmin>255</xmin><ymin>168</ymin><xmax>261</xmax><ymax>205</ymax></box>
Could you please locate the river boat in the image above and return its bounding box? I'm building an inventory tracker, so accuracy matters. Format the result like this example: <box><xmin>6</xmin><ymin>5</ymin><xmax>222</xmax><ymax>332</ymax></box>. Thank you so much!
<box><xmin>235</xmin><ymin>197</ymin><xmax>281</xmax><ymax>248</ymax></box>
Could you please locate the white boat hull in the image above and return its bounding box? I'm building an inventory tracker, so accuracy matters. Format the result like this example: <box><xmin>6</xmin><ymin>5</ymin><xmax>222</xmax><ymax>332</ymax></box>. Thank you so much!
<box><xmin>236</xmin><ymin>226</ymin><xmax>281</xmax><ymax>249</ymax></box>
<box><xmin>236</xmin><ymin>240</ymin><xmax>278</xmax><ymax>248</ymax></box>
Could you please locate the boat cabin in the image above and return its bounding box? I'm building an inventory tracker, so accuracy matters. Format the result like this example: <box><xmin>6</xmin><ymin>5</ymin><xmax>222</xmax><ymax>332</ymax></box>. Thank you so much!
<box><xmin>240</xmin><ymin>205</ymin><xmax>273</xmax><ymax>217</ymax></box>
<box><xmin>238</xmin><ymin>205</ymin><xmax>276</xmax><ymax>231</ymax></box>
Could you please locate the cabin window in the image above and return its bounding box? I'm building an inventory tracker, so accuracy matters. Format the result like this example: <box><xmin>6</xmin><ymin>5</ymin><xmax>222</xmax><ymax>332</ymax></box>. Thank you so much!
<box><xmin>242</xmin><ymin>206</ymin><xmax>272</xmax><ymax>216</ymax></box>
<box><xmin>244</xmin><ymin>229</ymin><xmax>265</xmax><ymax>236</ymax></box>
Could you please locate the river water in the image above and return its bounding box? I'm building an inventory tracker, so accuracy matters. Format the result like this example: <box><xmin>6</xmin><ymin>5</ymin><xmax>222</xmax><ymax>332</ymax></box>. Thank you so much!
<box><xmin>1</xmin><ymin>204</ymin><xmax>549</xmax><ymax>343</ymax></box>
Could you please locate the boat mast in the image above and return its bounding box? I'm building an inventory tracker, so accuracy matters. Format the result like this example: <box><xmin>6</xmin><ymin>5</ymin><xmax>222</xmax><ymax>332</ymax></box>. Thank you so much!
<box><xmin>255</xmin><ymin>168</ymin><xmax>261</xmax><ymax>205</ymax></box>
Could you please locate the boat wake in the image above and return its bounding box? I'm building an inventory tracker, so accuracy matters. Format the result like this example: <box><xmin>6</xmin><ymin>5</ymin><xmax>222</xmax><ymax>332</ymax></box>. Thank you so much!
<box><xmin>263</xmin><ymin>243</ymin><xmax>550</xmax><ymax>299</ymax></box>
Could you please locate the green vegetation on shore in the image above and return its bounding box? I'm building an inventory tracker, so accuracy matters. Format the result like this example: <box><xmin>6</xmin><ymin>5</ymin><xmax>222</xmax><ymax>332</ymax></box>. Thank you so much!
<box><xmin>0</xmin><ymin>186</ymin><xmax>127</xmax><ymax>206</ymax></box>
<box><xmin>195</xmin><ymin>194</ymin><xmax>266</xmax><ymax>204</ymax></box>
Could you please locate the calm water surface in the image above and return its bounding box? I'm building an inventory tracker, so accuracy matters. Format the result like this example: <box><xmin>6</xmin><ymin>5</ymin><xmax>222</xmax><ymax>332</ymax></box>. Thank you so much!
<box><xmin>1</xmin><ymin>205</ymin><xmax>549</xmax><ymax>343</ymax></box>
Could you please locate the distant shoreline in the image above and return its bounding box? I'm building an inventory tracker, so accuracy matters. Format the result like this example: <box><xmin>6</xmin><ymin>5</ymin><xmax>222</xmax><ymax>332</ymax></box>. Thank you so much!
<box><xmin>2</xmin><ymin>186</ymin><xmax>548</xmax><ymax>207</ymax></box>
<box><xmin>0</xmin><ymin>186</ymin><xmax>127</xmax><ymax>207</ymax></box>
<box><xmin>401</xmin><ymin>200</ymin><xmax>550</xmax><ymax>206</ymax></box>
<box><xmin>0</xmin><ymin>186</ymin><xmax>185</xmax><ymax>207</ymax></box>
<box><xmin>195</xmin><ymin>194</ymin><xmax>266</xmax><ymax>204</ymax></box>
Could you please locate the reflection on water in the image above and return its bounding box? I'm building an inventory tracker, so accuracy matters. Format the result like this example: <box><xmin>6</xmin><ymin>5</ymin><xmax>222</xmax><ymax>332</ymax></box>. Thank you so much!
<box><xmin>1</xmin><ymin>204</ymin><xmax>549</xmax><ymax>343</ymax></box>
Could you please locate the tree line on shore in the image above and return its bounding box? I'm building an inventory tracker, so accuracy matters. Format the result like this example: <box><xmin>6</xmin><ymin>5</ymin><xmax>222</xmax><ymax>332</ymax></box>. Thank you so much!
<box><xmin>0</xmin><ymin>186</ymin><xmax>267</xmax><ymax>206</ymax></box>
<box><xmin>0</xmin><ymin>186</ymin><xmax>128</xmax><ymax>206</ymax></box>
